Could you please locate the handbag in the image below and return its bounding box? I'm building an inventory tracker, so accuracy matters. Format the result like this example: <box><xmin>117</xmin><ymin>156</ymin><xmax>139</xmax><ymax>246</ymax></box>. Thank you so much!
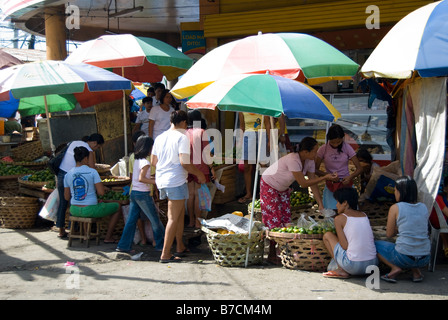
<box><xmin>326</xmin><ymin>179</ymin><xmax>353</xmax><ymax>193</ymax></box>
<box><xmin>48</xmin><ymin>142</ymin><xmax>71</xmax><ymax>175</ymax></box>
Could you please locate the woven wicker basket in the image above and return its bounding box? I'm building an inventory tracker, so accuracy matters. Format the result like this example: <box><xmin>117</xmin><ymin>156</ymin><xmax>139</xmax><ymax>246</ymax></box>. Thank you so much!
<box><xmin>0</xmin><ymin>196</ymin><xmax>39</xmax><ymax>229</ymax></box>
<box><xmin>12</xmin><ymin>141</ymin><xmax>44</xmax><ymax>162</ymax></box>
<box><xmin>359</xmin><ymin>201</ymin><xmax>392</xmax><ymax>226</ymax></box>
<box><xmin>246</xmin><ymin>203</ymin><xmax>262</xmax><ymax>221</ymax></box>
<box><xmin>18</xmin><ymin>177</ymin><xmax>53</xmax><ymax>189</ymax></box>
<box><xmin>268</xmin><ymin>232</ymin><xmax>331</xmax><ymax>271</ymax></box>
<box><xmin>202</xmin><ymin>222</ymin><xmax>265</xmax><ymax>267</ymax></box>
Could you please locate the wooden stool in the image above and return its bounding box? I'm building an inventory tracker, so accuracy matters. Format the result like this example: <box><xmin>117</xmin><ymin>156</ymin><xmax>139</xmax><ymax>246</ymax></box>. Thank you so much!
<box><xmin>68</xmin><ymin>216</ymin><xmax>101</xmax><ymax>247</ymax></box>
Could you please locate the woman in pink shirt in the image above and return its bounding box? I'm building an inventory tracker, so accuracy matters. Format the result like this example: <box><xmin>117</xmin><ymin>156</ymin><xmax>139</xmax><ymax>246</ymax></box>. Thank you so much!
<box><xmin>315</xmin><ymin>124</ymin><xmax>363</xmax><ymax>209</ymax></box>
<box><xmin>261</xmin><ymin>137</ymin><xmax>336</xmax><ymax>264</ymax></box>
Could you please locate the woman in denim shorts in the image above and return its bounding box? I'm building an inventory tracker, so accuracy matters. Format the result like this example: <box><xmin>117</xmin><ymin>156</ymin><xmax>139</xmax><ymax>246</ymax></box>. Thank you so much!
<box><xmin>375</xmin><ymin>176</ymin><xmax>431</xmax><ymax>283</ymax></box>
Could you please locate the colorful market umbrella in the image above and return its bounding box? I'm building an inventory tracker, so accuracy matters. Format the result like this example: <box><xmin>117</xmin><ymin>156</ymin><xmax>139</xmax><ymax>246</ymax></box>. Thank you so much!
<box><xmin>65</xmin><ymin>34</ymin><xmax>194</xmax><ymax>82</ymax></box>
<box><xmin>187</xmin><ymin>73</ymin><xmax>341</xmax><ymax>122</ymax></box>
<box><xmin>187</xmin><ymin>73</ymin><xmax>340</xmax><ymax>267</ymax></box>
<box><xmin>171</xmin><ymin>32</ymin><xmax>359</xmax><ymax>99</ymax></box>
<box><xmin>0</xmin><ymin>60</ymin><xmax>132</xmax><ymax>151</ymax></box>
<box><xmin>361</xmin><ymin>0</ymin><xmax>448</xmax><ymax>79</ymax></box>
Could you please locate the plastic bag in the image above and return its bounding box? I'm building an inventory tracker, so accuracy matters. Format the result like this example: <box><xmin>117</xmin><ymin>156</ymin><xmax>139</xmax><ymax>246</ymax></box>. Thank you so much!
<box><xmin>38</xmin><ymin>190</ymin><xmax>59</xmax><ymax>222</ymax></box>
<box><xmin>296</xmin><ymin>213</ymin><xmax>311</xmax><ymax>229</ymax></box>
<box><xmin>321</xmin><ymin>209</ymin><xmax>336</xmax><ymax>230</ymax></box>
<box><xmin>198</xmin><ymin>183</ymin><xmax>212</xmax><ymax>211</ymax></box>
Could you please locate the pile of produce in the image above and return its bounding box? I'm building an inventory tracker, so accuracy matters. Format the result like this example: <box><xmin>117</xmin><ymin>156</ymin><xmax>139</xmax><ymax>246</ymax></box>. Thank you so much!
<box><xmin>25</xmin><ymin>168</ymin><xmax>54</xmax><ymax>182</ymax></box>
<box><xmin>270</xmin><ymin>225</ymin><xmax>335</xmax><ymax>235</ymax></box>
<box><xmin>0</xmin><ymin>162</ymin><xmax>33</xmax><ymax>176</ymax></box>
<box><xmin>98</xmin><ymin>189</ymin><xmax>129</xmax><ymax>202</ymax></box>
<box><xmin>290</xmin><ymin>190</ymin><xmax>315</xmax><ymax>206</ymax></box>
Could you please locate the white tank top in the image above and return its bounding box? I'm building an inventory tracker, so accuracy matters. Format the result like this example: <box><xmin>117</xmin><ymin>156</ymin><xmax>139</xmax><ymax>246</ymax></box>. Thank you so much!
<box><xmin>342</xmin><ymin>213</ymin><xmax>377</xmax><ymax>261</ymax></box>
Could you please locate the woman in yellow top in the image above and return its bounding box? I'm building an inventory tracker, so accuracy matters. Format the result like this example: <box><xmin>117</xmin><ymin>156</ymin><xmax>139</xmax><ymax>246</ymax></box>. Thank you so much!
<box><xmin>238</xmin><ymin>112</ymin><xmax>270</xmax><ymax>203</ymax></box>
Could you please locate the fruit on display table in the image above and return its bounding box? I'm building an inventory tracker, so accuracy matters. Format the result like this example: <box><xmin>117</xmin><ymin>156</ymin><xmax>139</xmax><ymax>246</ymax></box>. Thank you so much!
<box><xmin>27</xmin><ymin>168</ymin><xmax>54</xmax><ymax>182</ymax></box>
<box><xmin>290</xmin><ymin>190</ymin><xmax>314</xmax><ymax>206</ymax></box>
<box><xmin>98</xmin><ymin>189</ymin><xmax>129</xmax><ymax>202</ymax></box>
<box><xmin>270</xmin><ymin>225</ymin><xmax>335</xmax><ymax>235</ymax></box>
<box><xmin>0</xmin><ymin>162</ymin><xmax>33</xmax><ymax>176</ymax></box>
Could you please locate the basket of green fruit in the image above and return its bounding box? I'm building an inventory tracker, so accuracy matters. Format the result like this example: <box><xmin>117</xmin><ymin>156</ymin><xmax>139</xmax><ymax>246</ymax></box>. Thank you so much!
<box><xmin>98</xmin><ymin>189</ymin><xmax>130</xmax><ymax>205</ymax></box>
<box><xmin>289</xmin><ymin>190</ymin><xmax>315</xmax><ymax>212</ymax></box>
<box><xmin>267</xmin><ymin>224</ymin><xmax>334</xmax><ymax>271</ymax></box>
<box><xmin>18</xmin><ymin>168</ymin><xmax>55</xmax><ymax>189</ymax></box>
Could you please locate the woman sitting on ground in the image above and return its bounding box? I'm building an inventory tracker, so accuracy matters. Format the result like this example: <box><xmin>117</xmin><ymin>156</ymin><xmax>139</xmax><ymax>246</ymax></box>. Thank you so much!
<box><xmin>375</xmin><ymin>176</ymin><xmax>431</xmax><ymax>283</ymax></box>
<box><xmin>322</xmin><ymin>187</ymin><xmax>378</xmax><ymax>279</ymax></box>
<box><xmin>64</xmin><ymin>146</ymin><xmax>121</xmax><ymax>244</ymax></box>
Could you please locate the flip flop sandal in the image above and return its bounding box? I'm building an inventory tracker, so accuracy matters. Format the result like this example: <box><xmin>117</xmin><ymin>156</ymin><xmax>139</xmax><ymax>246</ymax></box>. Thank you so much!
<box><xmin>322</xmin><ymin>270</ymin><xmax>350</xmax><ymax>279</ymax></box>
<box><xmin>174</xmin><ymin>249</ymin><xmax>190</xmax><ymax>257</ymax></box>
<box><xmin>381</xmin><ymin>273</ymin><xmax>397</xmax><ymax>283</ymax></box>
<box><xmin>159</xmin><ymin>256</ymin><xmax>182</xmax><ymax>263</ymax></box>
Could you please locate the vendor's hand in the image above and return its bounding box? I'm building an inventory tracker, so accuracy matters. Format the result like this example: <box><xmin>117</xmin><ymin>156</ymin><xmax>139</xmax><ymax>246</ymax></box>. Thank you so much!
<box><xmin>341</xmin><ymin>177</ymin><xmax>351</xmax><ymax>185</ymax></box>
<box><xmin>210</xmin><ymin>168</ymin><xmax>216</xmax><ymax>180</ymax></box>
<box><xmin>318</xmin><ymin>203</ymin><xmax>324</xmax><ymax>211</ymax></box>
<box><xmin>325</xmin><ymin>172</ymin><xmax>338</xmax><ymax>181</ymax></box>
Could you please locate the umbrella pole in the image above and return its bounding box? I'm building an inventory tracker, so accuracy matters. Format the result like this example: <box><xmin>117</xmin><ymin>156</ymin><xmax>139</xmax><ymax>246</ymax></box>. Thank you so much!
<box><xmin>44</xmin><ymin>96</ymin><xmax>55</xmax><ymax>154</ymax></box>
<box><xmin>122</xmin><ymin>67</ymin><xmax>128</xmax><ymax>156</ymax></box>
<box><xmin>245</xmin><ymin>116</ymin><xmax>264</xmax><ymax>268</ymax></box>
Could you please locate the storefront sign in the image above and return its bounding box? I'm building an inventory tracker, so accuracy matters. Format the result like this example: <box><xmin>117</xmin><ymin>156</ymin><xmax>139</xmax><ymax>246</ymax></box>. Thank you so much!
<box><xmin>181</xmin><ymin>30</ymin><xmax>205</xmax><ymax>56</ymax></box>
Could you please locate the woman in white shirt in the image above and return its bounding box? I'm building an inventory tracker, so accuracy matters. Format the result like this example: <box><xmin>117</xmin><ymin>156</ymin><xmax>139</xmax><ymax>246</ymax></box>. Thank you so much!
<box><xmin>148</xmin><ymin>89</ymin><xmax>175</xmax><ymax>141</ymax></box>
<box><xmin>322</xmin><ymin>187</ymin><xmax>378</xmax><ymax>279</ymax></box>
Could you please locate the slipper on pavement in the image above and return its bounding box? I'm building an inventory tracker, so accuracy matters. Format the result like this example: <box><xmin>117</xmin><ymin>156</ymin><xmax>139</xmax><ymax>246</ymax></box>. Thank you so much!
<box><xmin>381</xmin><ymin>274</ymin><xmax>397</xmax><ymax>283</ymax></box>
<box><xmin>322</xmin><ymin>270</ymin><xmax>350</xmax><ymax>279</ymax></box>
<box><xmin>238</xmin><ymin>196</ymin><xmax>252</xmax><ymax>204</ymax></box>
<box><xmin>160</xmin><ymin>256</ymin><xmax>182</xmax><ymax>263</ymax></box>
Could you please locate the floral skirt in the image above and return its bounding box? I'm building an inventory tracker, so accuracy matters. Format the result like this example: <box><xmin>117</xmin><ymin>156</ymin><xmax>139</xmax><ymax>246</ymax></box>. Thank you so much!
<box><xmin>260</xmin><ymin>177</ymin><xmax>291</xmax><ymax>229</ymax></box>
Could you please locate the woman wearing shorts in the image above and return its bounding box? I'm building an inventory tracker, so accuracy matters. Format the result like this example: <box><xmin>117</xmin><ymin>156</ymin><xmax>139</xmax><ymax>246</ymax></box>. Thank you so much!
<box><xmin>151</xmin><ymin>110</ymin><xmax>206</xmax><ymax>263</ymax></box>
<box><xmin>64</xmin><ymin>146</ymin><xmax>120</xmax><ymax>244</ymax></box>
<box><xmin>322</xmin><ymin>187</ymin><xmax>378</xmax><ymax>279</ymax></box>
<box><xmin>375</xmin><ymin>176</ymin><xmax>431</xmax><ymax>283</ymax></box>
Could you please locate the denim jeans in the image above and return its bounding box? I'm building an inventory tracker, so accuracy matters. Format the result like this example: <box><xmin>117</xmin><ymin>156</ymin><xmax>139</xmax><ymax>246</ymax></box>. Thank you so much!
<box><xmin>117</xmin><ymin>190</ymin><xmax>165</xmax><ymax>251</ymax></box>
<box><xmin>375</xmin><ymin>240</ymin><xmax>430</xmax><ymax>269</ymax></box>
<box><xmin>56</xmin><ymin>170</ymin><xmax>68</xmax><ymax>228</ymax></box>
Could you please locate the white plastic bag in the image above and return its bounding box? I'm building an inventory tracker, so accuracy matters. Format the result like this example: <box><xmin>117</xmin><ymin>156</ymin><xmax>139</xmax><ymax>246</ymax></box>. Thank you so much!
<box><xmin>38</xmin><ymin>190</ymin><xmax>59</xmax><ymax>222</ymax></box>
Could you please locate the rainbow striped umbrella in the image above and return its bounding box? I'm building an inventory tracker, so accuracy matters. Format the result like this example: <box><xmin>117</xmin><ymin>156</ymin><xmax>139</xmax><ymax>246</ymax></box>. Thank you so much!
<box><xmin>186</xmin><ymin>73</ymin><xmax>340</xmax><ymax>122</ymax></box>
<box><xmin>362</xmin><ymin>0</ymin><xmax>448</xmax><ymax>79</ymax></box>
<box><xmin>171</xmin><ymin>32</ymin><xmax>359</xmax><ymax>99</ymax></box>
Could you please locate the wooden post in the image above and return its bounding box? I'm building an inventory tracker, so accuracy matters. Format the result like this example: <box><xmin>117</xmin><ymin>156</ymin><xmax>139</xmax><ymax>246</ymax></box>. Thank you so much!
<box><xmin>45</xmin><ymin>5</ymin><xmax>67</xmax><ymax>60</ymax></box>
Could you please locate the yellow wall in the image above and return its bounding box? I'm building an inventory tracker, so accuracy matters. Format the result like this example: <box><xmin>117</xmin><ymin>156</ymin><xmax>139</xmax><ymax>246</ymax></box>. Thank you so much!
<box><xmin>204</xmin><ymin>0</ymin><xmax>433</xmax><ymax>38</ymax></box>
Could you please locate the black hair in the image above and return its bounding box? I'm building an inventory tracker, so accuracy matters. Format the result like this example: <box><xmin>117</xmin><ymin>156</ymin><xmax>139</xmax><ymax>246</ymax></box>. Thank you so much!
<box><xmin>170</xmin><ymin>110</ymin><xmax>188</xmax><ymax>126</ymax></box>
<box><xmin>142</xmin><ymin>97</ymin><xmax>152</xmax><ymax>104</ymax></box>
<box><xmin>298</xmin><ymin>137</ymin><xmax>318</xmax><ymax>153</ymax></box>
<box><xmin>82</xmin><ymin>133</ymin><xmax>105</xmax><ymax>145</ymax></box>
<box><xmin>132</xmin><ymin>130</ymin><xmax>145</xmax><ymax>144</ymax></box>
<box><xmin>153</xmin><ymin>83</ymin><xmax>165</xmax><ymax>91</ymax></box>
<box><xmin>356</xmin><ymin>148</ymin><xmax>373</xmax><ymax>163</ymax></box>
<box><xmin>187</xmin><ymin>109</ymin><xmax>202</xmax><ymax>128</ymax></box>
<box><xmin>73</xmin><ymin>146</ymin><xmax>90</xmax><ymax>163</ymax></box>
<box><xmin>333</xmin><ymin>187</ymin><xmax>359</xmax><ymax>210</ymax></box>
<box><xmin>326</xmin><ymin>124</ymin><xmax>345</xmax><ymax>153</ymax></box>
<box><xmin>147</xmin><ymin>87</ymin><xmax>155</xmax><ymax>94</ymax></box>
<box><xmin>134</xmin><ymin>136</ymin><xmax>154</xmax><ymax>160</ymax></box>
<box><xmin>395</xmin><ymin>175</ymin><xmax>418</xmax><ymax>203</ymax></box>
